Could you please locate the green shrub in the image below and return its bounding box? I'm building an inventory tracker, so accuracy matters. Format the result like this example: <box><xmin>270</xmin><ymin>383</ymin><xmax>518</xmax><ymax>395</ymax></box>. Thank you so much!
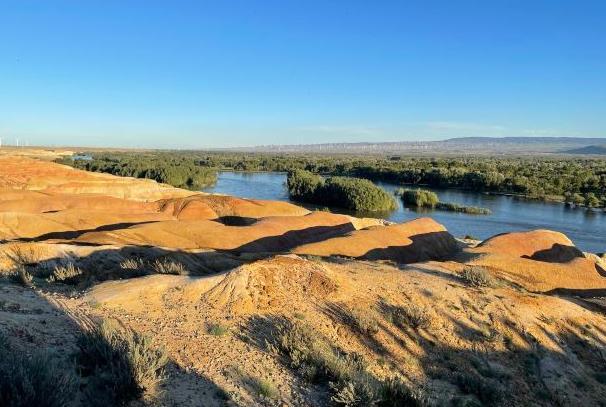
<box><xmin>287</xmin><ymin>169</ymin><xmax>324</xmax><ymax>201</ymax></box>
<box><xmin>396</xmin><ymin>188</ymin><xmax>439</xmax><ymax>208</ymax></box>
<box><xmin>76</xmin><ymin>319</ymin><xmax>168</xmax><ymax>406</ymax></box>
<box><xmin>0</xmin><ymin>334</ymin><xmax>75</xmax><ymax>407</ymax></box>
<box><xmin>207</xmin><ymin>323</ymin><xmax>229</xmax><ymax>336</ymax></box>
<box><xmin>322</xmin><ymin>177</ymin><xmax>397</xmax><ymax>212</ymax></box>
<box><xmin>287</xmin><ymin>170</ymin><xmax>396</xmax><ymax>212</ymax></box>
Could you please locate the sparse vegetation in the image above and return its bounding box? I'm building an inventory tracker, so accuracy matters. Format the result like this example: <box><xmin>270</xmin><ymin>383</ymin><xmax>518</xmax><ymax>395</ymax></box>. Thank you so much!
<box><xmin>207</xmin><ymin>323</ymin><xmax>229</xmax><ymax>336</ymax></box>
<box><xmin>47</xmin><ymin>263</ymin><xmax>83</xmax><ymax>284</ymax></box>
<box><xmin>8</xmin><ymin>266</ymin><xmax>34</xmax><ymax>287</ymax></box>
<box><xmin>76</xmin><ymin>319</ymin><xmax>168</xmax><ymax>406</ymax></box>
<box><xmin>460</xmin><ymin>266</ymin><xmax>497</xmax><ymax>288</ymax></box>
<box><xmin>119</xmin><ymin>257</ymin><xmax>144</xmax><ymax>271</ymax></box>
<box><xmin>385</xmin><ymin>304</ymin><xmax>433</xmax><ymax>330</ymax></box>
<box><xmin>344</xmin><ymin>307</ymin><xmax>380</xmax><ymax>336</ymax></box>
<box><xmin>0</xmin><ymin>334</ymin><xmax>75</xmax><ymax>407</ymax></box>
<box><xmin>253</xmin><ymin>377</ymin><xmax>279</xmax><ymax>399</ymax></box>
<box><xmin>435</xmin><ymin>202</ymin><xmax>491</xmax><ymax>215</ymax></box>
<box><xmin>395</xmin><ymin>188</ymin><xmax>491</xmax><ymax>214</ymax></box>
<box><xmin>268</xmin><ymin>319</ymin><xmax>423</xmax><ymax>406</ymax></box>
<box><xmin>151</xmin><ymin>258</ymin><xmax>187</xmax><ymax>275</ymax></box>
<box><xmin>4</xmin><ymin>244</ymin><xmax>42</xmax><ymax>268</ymax></box>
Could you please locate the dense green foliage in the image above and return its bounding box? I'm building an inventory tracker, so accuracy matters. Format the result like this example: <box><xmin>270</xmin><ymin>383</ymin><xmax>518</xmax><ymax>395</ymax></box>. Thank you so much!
<box><xmin>58</xmin><ymin>153</ymin><xmax>217</xmax><ymax>189</ymax></box>
<box><xmin>287</xmin><ymin>170</ymin><xmax>396</xmax><ymax>212</ymax></box>
<box><xmin>396</xmin><ymin>188</ymin><xmax>439</xmax><ymax>208</ymax></box>
<box><xmin>286</xmin><ymin>169</ymin><xmax>324</xmax><ymax>202</ymax></box>
<box><xmin>63</xmin><ymin>151</ymin><xmax>606</xmax><ymax>208</ymax></box>
<box><xmin>203</xmin><ymin>153</ymin><xmax>606</xmax><ymax>208</ymax></box>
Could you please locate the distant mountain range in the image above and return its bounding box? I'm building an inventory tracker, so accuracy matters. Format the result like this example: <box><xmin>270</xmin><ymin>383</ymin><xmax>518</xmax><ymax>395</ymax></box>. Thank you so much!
<box><xmin>231</xmin><ymin>137</ymin><xmax>606</xmax><ymax>155</ymax></box>
<box><xmin>562</xmin><ymin>145</ymin><xmax>606</xmax><ymax>155</ymax></box>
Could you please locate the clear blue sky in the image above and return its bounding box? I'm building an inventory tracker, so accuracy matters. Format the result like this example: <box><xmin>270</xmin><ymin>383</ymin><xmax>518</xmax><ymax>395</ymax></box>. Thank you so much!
<box><xmin>1</xmin><ymin>1</ymin><xmax>605</xmax><ymax>148</ymax></box>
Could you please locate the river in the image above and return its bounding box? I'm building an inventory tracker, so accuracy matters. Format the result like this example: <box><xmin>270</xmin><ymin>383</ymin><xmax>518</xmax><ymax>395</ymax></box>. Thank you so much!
<box><xmin>203</xmin><ymin>171</ymin><xmax>605</xmax><ymax>253</ymax></box>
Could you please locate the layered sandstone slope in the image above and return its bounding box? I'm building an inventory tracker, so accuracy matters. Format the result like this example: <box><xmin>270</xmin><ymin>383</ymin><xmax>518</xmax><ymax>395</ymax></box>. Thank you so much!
<box><xmin>293</xmin><ymin>217</ymin><xmax>458</xmax><ymax>263</ymax></box>
<box><xmin>0</xmin><ymin>156</ymin><xmax>194</xmax><ymax>200</ymax></box>
<box><xmin>461</xmin><ymin>229</ymin><xmax>606</xmax><ymax>292</ymax></box>
<box><xmin>74</xmin><ymin>211</ymin><xmax>359</xmax><ymax>250</ymax></box>
<box><xmin>0</xmin><ymin>156</ymin><xmax>311</xmax><ymax>241</ymax></box>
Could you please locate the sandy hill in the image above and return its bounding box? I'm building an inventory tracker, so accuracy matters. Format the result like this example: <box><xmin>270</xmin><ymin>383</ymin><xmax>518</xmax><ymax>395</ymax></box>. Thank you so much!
<box><xmin>1</xmin><ymin>154</ymin><xmax>606</xmax><ymax>406</ymax></box>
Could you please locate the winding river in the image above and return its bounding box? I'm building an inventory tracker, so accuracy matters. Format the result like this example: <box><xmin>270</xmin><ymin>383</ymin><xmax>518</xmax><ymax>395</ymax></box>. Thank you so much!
<box><xmin>203</xmin><ymin>171</ymin><xmax>606</xmax><ymax>253</ymax></box>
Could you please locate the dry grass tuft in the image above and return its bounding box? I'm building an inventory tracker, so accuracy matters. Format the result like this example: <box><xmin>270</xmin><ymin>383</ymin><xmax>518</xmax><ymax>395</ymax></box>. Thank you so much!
<box><xmin>119</xmin><ymin>257</ymin><xmax>145</xmax><ymax>271</ymax></box>
<box><xmin>48</xmin><ymin>263</ymin><xmax>83</xmax><ymax>284</ymax></box>
<box><xmin>151</xmin><ymin>258</ymin><xmax>187</xmax><ymax>275</ymax></box>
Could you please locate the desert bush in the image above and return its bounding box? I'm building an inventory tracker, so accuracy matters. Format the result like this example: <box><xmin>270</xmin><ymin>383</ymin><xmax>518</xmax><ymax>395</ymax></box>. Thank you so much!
<box><xmin>207</xmin><ymin>323</ymin><xmax>229</xmax><ymax>336</ymax></box>
<box><xmin>388</xmin><ymin>304</ymin><xmax>432</xmax><ymax>330</ymax></box>
<box><xmin>76</xmin><ymin>319</ymin><xmax>168</xmax><ymax>406</ymax></box>
<box><xmin>0</xmin><ymin>334</ymin><xmax>75</xmax><ymax>407</ymax></box>
<box><xmin>344</xmin><ymin>307</ymin><xmax>380</xmax><ymax>336</ymax></box>
<box><xmin>269</xmin><ymin>320</ymin><xmax>423</xmax><ymax>406</ymax></box>
<box><xmin>253</xmin><ymin>377</ymin><xmax>279</xmax><ymax>399</ymax></box>
<box><xmin>47</xmin><ymin>263</ymin><xmax>83</xmax><ymax>284</ymax></box>
<box><xmin>151</xmin><ymin>258</ymin><xmax>186</xmax><ymax>275</ymax></box>
<box><xmin>331</xmin><ymin>379</ymin><xmax>380</xmax><ymax>406</ymax></box>
<box><xmin>460</xmin><ymin>266</ymin><xmax>496</xmax><ymax>288</ymax></box>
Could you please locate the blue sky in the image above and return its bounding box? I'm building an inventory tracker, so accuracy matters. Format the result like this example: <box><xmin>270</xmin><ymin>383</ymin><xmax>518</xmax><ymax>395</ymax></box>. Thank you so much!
<box><xmin>1</xmin><ymin>1</ymin><xmax>605</xmax><ymax>148</ymax></box>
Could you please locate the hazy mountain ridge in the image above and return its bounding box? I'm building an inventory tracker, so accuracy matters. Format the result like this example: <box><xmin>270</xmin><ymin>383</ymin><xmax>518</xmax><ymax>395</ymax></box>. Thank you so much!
<box><xmin>563</xmin><ymin>145</ymin><xmax>606</xmax><ymax>155</ymax></box>
<box><xmin>231</xmin><ymin>136</ymin><xmax>606</xmax><ymax>155</ymax></box>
